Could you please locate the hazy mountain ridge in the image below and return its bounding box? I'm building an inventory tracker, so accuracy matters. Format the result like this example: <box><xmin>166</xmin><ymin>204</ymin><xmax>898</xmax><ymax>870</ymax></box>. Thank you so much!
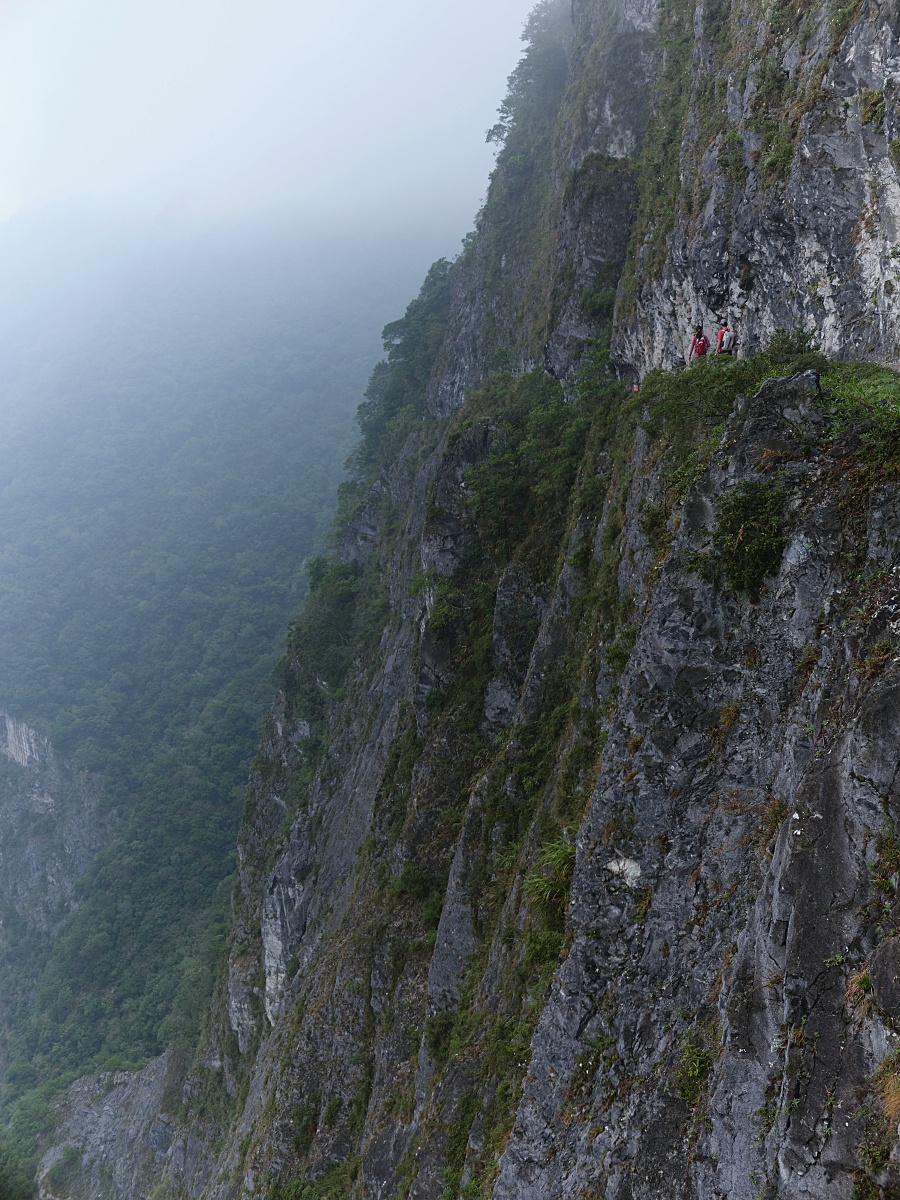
<box><xmin>30</xmin><ymin>2</ymin><xmax>900</xmax><ymax>1200</ymax></box>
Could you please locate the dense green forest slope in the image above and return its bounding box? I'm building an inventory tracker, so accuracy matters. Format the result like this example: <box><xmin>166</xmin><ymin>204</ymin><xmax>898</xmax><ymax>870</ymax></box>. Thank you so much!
<box><xmin>0</xmin><ymin>221</ymin><xmax>429</xmax><ymax>1172</ymax></box>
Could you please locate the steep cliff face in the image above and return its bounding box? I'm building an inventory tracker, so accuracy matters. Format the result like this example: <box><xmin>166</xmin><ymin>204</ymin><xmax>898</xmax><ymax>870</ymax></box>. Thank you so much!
<box><xmin>492</xmin><ymin>367</ymin><xmax>900</xmax><ymax>1200</ymax></box>
<box><xmin>77</xmin><ymin>349</ymin><xmax>900</xmax><ymax>1200</ymax></box>
<box><xmin>615</xmin><ymin>0</ymin><xmax>900</xmax><ymax>374</ymax></box>
<box><xmin>0</xmin><ymin>711</ymin><xmax>108</xmax><ymax>1128</ymax></box>
<box><xmin>432</xmin><ymin>0</ymin><xmax>656</xmax><ymax>409</ymax></box>
<box><xmin>0</xmin><ymin>712</ymin><xmax>108</xmax><ymax>938</ymax></box>
<box><xmin>35</xmin><ymin>2</ymin><xmax>900</xmax><ymax>1200</ymax></box>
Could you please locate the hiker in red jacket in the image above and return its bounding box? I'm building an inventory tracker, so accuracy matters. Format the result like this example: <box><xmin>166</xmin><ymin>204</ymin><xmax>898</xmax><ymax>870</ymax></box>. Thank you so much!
<box><xmin>688</xmin><ymin>324</ymin><xmax>710</xmax><ymax>361</ymax></box>
<box><xmin>716</xmin><ymin>318</ymin><xmax>736</xmax><ymax>355</ymax></box>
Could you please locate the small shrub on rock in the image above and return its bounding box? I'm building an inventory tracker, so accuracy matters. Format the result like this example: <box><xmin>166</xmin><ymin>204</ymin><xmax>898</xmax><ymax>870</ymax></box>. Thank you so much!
<box><xmin>696</xmin><ymin>479</ymin><xmax>791</xmax><ymax>599</ymax></box>
<box><xmin>673</xmin><ymin>1027</ymin><xmax>714</xmax><ymax>1104</ymax></box>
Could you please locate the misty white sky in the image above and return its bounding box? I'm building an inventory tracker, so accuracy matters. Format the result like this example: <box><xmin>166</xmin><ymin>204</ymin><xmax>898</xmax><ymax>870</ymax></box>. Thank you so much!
<box><xmin>0</xmin><ymin>0</ymin><xmax>538</xmax><ymax>235</ymax></box>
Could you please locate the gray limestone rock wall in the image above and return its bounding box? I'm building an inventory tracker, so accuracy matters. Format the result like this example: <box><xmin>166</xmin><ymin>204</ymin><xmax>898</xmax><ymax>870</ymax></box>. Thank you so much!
<box><xmin>39</xmin><ymin>1053</ymin><xmax>183</xmax><ymax>1200</ymax></box>
<box><xmin>488</xmin><ymin>373</ymin><xmax>900</xmax><ymax>1198</ymax></box>
<box><xmin>614</xmin><ymin>0</ymin><xmax>900</xmax><ymax>376</ymax></box>
<box><xmin>430</xmin><ymin>0</ymin><xmax>656</xmax><ymax>417</ymax></box>
<box><xmin>0</xmin><ymin>713</ymin><xmax>108</xmax><ymax>938</ymax></box>
<box><xmin>0</xmin><ymin>714</ymin><xmax>110</xmax><ymax>1152</ymax></box>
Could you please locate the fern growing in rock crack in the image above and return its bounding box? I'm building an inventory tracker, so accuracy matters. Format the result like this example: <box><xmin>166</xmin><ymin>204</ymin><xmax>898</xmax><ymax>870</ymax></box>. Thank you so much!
<box><xmin>523</xmin><ymin>835</ymin><xmax>576</xmax><ymax>910</ymax></box>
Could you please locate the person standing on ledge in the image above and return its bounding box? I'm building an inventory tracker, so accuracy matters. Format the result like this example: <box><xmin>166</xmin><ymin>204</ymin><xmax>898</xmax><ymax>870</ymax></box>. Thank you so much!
<box><xmin>688</xmin><ymin>323</ymin><xmax>709</xmax><ymax>361</ymax></box>
<box><xmin>716</xmin><ymin>318</ymin><xmax>735</xmax><ymax>355</ymax></box>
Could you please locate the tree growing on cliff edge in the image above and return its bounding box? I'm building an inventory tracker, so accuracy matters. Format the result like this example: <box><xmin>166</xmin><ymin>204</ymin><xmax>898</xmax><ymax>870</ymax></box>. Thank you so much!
<box><xmin>485</xmin><ymin>0</ymin><xmax>570</xmax><ymax>147</ymax></box>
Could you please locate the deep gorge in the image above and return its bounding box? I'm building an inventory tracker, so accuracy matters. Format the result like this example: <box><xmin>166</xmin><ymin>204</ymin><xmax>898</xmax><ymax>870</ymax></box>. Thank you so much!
<box><xmin>16</xmin><ymin>1</ymin><xmax>900</xmax><ymax>1199</ymax></box>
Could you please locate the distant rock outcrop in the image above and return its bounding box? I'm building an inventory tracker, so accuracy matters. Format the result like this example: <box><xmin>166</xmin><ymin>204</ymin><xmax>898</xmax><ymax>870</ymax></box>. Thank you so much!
<box><xmin>0</xmin><ymin>713</ymin><xmax>108</xmax><ymax>935</ymax></box>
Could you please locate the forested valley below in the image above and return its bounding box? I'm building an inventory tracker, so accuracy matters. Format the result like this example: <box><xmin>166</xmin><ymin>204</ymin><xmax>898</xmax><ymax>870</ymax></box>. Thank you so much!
<box><xmin>0</xmin><ymin>213</ymin><xmax>431</xmax><ymax>1189</ymax></box>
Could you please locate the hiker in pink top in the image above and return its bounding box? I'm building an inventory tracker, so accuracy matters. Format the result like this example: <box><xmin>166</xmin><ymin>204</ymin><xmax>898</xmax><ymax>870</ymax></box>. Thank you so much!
<box><xmin>688</xmin><ymin>323</ymin><xmax>710</xmax><ymax>361</ymax></box>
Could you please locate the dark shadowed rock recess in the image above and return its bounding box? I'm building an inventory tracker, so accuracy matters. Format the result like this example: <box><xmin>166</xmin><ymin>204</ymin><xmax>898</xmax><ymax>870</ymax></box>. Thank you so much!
<box><xmin>29</xmin><ymin>1</ymin><xmax>900</xmax><ymax>1199</ymax></box>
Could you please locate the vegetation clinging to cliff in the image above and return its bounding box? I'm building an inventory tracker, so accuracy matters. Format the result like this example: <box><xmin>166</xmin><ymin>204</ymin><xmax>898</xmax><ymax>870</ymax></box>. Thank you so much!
<box><xmin>351</xmin><ymin>258</ymin><xmax>456</xmax><ymax>477</ymax></box>
<box><xmin>278</xmin><ymin>255</ymin><xmax>458</xmax><ymax>734</ymax></box>
<box><xmin>485</xmin><ymin>0</ymin><xmax>570</xmax><ymax>148</ymax></box>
